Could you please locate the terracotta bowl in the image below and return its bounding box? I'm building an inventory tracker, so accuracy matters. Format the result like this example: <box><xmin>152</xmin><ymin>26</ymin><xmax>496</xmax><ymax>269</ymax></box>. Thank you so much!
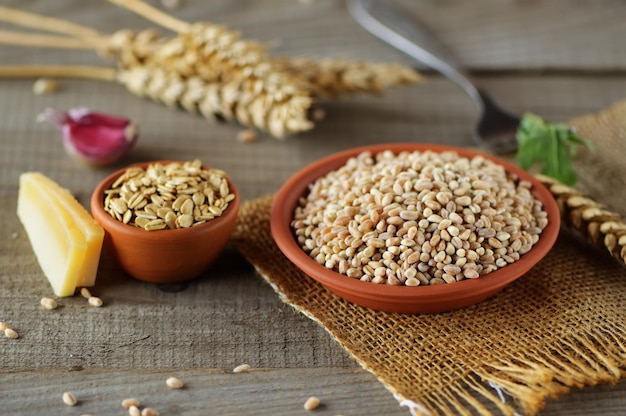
<box><xmin>270</xmin><ymin>143</ymin><xmax>560</xmax><ymax>314</ymax></box>
<box><xmin>90</xmin><ymin>161</ymin><xmax>240</xmax><ymax>284</ymax></box>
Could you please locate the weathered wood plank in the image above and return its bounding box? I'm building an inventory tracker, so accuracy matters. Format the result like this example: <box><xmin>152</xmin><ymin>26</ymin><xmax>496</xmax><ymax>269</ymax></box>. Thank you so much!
<box><xmin>0</xmin><ymin>0</ymin><xmax>625</xmax><ymax>70</ymax></box>
<box><xmin>1</xmin><ymin>368</ymin><xmax>625</xmax><ymax>415</ymax></box>
<box><xmin>1</xmin><ymin>1</ymin><xmax>625</xmax><ymax>415</ymax></box>
<box><xmin>0</xmin><ymin>368</ymin><xmax>407</xmax><ymax>416</ymax></box>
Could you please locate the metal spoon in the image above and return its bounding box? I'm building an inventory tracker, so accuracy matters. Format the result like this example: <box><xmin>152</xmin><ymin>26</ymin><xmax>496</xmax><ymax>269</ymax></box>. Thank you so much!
<box><xmin>347</xmin><ymin>0</ymin><xmax>520</xmax><ymax>154</ymax></box>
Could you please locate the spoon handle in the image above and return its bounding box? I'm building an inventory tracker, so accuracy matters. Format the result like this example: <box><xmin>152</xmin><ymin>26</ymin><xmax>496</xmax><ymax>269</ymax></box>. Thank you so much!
<box><xmin>347</xmin><ymin>0</ymin><xmax>483</xmax><ymax>111</ymax></box>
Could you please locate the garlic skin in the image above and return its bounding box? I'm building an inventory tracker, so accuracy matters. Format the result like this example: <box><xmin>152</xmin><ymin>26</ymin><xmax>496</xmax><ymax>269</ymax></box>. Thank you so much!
<box><xmin>38</xmin><ymin>108</ymin><xmax>139</xmax><ymax>167</ymax></box>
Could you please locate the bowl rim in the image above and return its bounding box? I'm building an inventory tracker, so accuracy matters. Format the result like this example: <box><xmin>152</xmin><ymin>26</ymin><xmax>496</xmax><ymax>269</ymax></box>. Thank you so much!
<box><xmin>90</xmin><ymin>160</ymin><xmax>240</xmax><ymax>239</ymax></box>
<box><xmin>270</xmin><ymin>143</ymin><xmax>561</xmax><ymax>300</ymax></box>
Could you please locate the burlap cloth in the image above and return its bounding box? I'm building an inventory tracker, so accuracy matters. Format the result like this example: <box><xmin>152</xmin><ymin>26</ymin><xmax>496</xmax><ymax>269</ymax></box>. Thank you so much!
<box><xmin>232</xmin><ymin>101</ymin><xmax>626</xmax><ymax>416</ymax></box>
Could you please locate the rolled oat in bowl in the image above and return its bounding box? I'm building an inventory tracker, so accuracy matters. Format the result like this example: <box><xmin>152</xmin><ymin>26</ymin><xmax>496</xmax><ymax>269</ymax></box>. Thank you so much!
<box><xmin>291</xmin><ymin>150</ymin><xmax>548</xmax><ymax>286</ymax></box>
<box><xmin>103</xmin><ymin>159</ymin><xmax>235</xmax><ymax>231</ymax></box>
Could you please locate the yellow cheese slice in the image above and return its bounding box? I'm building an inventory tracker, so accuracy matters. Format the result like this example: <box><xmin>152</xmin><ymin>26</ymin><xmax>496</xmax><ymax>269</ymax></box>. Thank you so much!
<box><xmin>29</xmin><ymin>173</ymin><xmax>105</xmax><ymax>288</ymax></box>
<box><xmin>17</xmin><ymin>173</ymin><xmax>104</xmax><ymax>296</ymax></box>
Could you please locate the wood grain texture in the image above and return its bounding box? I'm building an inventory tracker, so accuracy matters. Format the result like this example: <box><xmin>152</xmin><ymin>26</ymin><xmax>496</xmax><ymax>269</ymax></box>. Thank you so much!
<box><xmin>1</xmin><ymin>1</ymin><xmax>625</xmax><ymax>415</ymax></box>
<box><xmin>1</xmin><ymin>368</ymin><xmax>625</xmax><ymax>415</ymax></box>
<box><xmin>1</xmin><ymin>0</ymin><xmax>625</xmax><ymax>70</ymax></box>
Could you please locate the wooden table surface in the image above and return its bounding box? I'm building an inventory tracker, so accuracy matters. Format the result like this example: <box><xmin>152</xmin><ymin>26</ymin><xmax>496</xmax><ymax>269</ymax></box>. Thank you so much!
<box><xmin>1</xmin><ymin>1</ymin><xmax>625</xmax><ymax>415</ymax></box>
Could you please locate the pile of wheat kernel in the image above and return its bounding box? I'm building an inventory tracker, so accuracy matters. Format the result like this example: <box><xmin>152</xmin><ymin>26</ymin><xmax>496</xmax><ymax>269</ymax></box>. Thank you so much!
<box><xmin>104</xmin><ymin>160</ymin><xmax>235</xmax><ymax>231</ymax></box>
<box><xmin>292</xmin><ymin>150</ymin><xmax>548</xmax><ymax>286</ymax></box>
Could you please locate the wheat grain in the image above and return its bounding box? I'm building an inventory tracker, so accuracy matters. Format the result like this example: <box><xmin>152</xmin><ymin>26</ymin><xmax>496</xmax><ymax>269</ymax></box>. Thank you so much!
<box><xmin>4</xmin><ymin>328</ymin><xmax>18</xmax><ymax>339</ymax></box>
<box><xmin>293</xmin><ymin>150</ymin><xmax>548</xmax><ymax>285</ymax></box>
<box><xmin>141</xmin><ymin>408</ymin><xmax>159</xmax><ymax>416</ymax></box>
<box><xmin>304</xmin><ymin>396</ymin><xmax>321</xmax><ymax>410</ymax></box>
<box><xmin>232</xmin><ymin>364</ymin><xmax>252</xmax><ymax>373</ymax></box>
<box><xmin>40</xmin><ymin>297</ymin><xmax>58</xmax><ymax>310</ymax></box>
<box><xmin>166</xmin><ymin>376</ymin><xmax>184</xmax><ymax>389</ymax></box>
<box><xmin>33</xmin><ymin>77</ymin><xmax>60</xmax><ymax>94</ymax></box>
<box><xmin>121</xmin><ymin>398</ymin><xmax>141</xmax><ymax>409</ymax></box>
<box><xmin>62</xmin><ymin>392</ymin><xmax>77</xmax><ymax>406</ymax></box>
<box><xmin>88</xmin><ymin>296</ymin><xmax>104</xmax><ymax>307</ymax></box>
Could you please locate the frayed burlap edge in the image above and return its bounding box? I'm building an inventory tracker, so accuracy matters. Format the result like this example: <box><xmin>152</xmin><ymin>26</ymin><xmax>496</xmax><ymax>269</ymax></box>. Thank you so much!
<box><xmin>232</xmin><ymin>195</ymin><xmax>626</xmax><ymax>416</ymax></box>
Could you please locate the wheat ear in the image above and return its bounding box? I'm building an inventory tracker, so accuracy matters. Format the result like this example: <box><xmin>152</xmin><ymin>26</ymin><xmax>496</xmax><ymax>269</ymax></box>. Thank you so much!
<box><xmin>0</xmin><ymin>3</ymin><xmax>422</xmax><ymax>138</ymax></box>
<box><xmin>0</xmin><ymin>61</ymin><xmax>315</xmax><ymax>137</ymax></box>
<box><xmin>537</xmin><ymin>174</ymin><xmax>626</xmax><ymax>267</ymax></box>
<box><xmin>118</xmin><ymin>66</ymin><xmax>315</xmax><ymax>138</ymax></box>
<box><xmin>276</xmin><ymin>56</ymin><xmax>423</xmax><ymax>98</ymax></box>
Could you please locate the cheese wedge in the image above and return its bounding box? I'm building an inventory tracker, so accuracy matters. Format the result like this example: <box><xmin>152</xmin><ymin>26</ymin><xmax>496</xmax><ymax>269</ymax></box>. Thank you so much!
<box><xmin>28</xmin><ymin>173</ymin><xmax>105</xmax><ymax>288</ymax></box>
<box><xmin>17</xmin><ymin>172</ymin><xmax>104</xmax><ymax>296</ymax></box>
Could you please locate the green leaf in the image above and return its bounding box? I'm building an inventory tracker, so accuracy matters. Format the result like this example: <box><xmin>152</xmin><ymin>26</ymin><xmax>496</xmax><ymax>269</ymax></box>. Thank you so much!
<box><xmin>515</xmin><ymin>113</ymin><xmax>594</xmax><ymax>186</ymax></box>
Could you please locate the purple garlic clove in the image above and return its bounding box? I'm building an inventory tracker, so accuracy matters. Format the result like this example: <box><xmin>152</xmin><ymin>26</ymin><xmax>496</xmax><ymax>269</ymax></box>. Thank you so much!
<box><xmin>38</xmin><ymin>108</ymin><xmax>139</xmax><ymax>167</ymax></box>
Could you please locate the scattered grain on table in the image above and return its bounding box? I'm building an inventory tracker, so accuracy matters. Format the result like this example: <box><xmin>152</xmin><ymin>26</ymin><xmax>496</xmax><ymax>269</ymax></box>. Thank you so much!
<box><xmin>141</xmin><ymin>407</ymin><xmax>159</xmax><ymax>416</ymax></box>
<box><xmin>304</xmin><ymin>396</ymin><xmax>320</xmax><ymax>410</ymax></box>
<box><xmin>4</xmin><ymin>327</ymin><xmax>19</xmax><ymax>339</ymax></box>
<box><xmin>62</xmin><ymin>391</ymin><xmax>77</xmax><ymax>406</ymax></box>
<box><xmin>237</xmin><ymin>129</ymin><xmax>258</xmax><ymax>143</ymax></box>
<box><xmin>311</xmin><ymin>107</ymin><xmax>326</xmax><ymax>121</ymax></box>
<box><xmin>233</xmin><ymin>364</ymin><xmax>252</xmax><ymax>373</ymax></box>
<box><xmin>33</xmin><ymin>78</ymin><xmax>61</xmax><ymax>95</ymax></box>
<box><xmin>88</xmin><ymin>296</ymin><xmax>103</xmax><ymax>307</ymax></box>
<box><xmin>122</xmin><ymin>398</ymin><xmax>141</xmax><ymax>409</ymax></box>
<box><xmin>40</xmin><ymin>297</ymin><xmax>58</xmax><ymax>310</ymax></box>
<box><xmin>166</xmin><ymin>376</ymin><xmax>184</xmax><ymax>389</ymax></box>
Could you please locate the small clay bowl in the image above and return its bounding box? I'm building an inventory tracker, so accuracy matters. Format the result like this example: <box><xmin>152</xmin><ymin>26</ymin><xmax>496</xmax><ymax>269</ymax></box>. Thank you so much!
<box><xmin>90</xmin><ymin>161</ymin><xmax>240</xmax><ymax>284</ymax></box>
<box><xmin>270</xmin><ymin>143</ymin><xmax>560</xmax><ymax>314</ymax></box>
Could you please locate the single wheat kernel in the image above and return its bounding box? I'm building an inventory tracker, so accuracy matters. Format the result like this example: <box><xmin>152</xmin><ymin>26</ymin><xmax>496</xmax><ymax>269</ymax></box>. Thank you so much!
<box><xmin>304</xmin><ymin>396</ymin><xmax>321</xmax><ymax>410</ymax></box>
<box><xmin>233</xmin><ymin>364</ymin><xmax>252</xmax><ymax>373</ymax></box>
<box><xmin>40</xmin><ymin>297</ymin><xmax>58</xmax><ymax>310</ymax></box>
<box><xmin>128</xmin><ymin>405</ymin><xmax>141</xmax><ymax>416</ymax></box>
<box><xmin>33</xmin><ymin>78</ymin><xmax>61</xmax><ymax>94</ymax></box>
<box><xmin>237</xmin><ymin>129</ymin><xmax>258</xmax><ymax>143</ymax></box>
<box><xmin>62</xmin><ymin>391</ymin><xmax>77</xmax><ymax>406</ymax></box>
<box><xmin>141</xmin><ymin>407</ymin><xmax>159</xmax><ymax>416</ymax></box>
<box><xmin>121</xmin><ymin>398</ymin><xmax>140</xmax><ymax>409</ymax></box>
<box><xmin>4</xmin><ymin>328</ymin><xmax>18</xmax><ymax>339</ymax></box>
<box><xmin>80</xmin><ymin>288</ymin><xmax>92</xmax><ymax>298</ymax></box>
<box><xmin>88</xmin><ymin>296</ymin><xmax>103</xmax><ymax>307</ymax></box>
<box><xmin>311</xmin><ymin>107</ymin><xmax>326</xmax><ymax>121</ymax></box>
<box><xmin>166</xmin><ymin>376</ymin><xmax>184</xmax><ymax>389</ymax></box>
